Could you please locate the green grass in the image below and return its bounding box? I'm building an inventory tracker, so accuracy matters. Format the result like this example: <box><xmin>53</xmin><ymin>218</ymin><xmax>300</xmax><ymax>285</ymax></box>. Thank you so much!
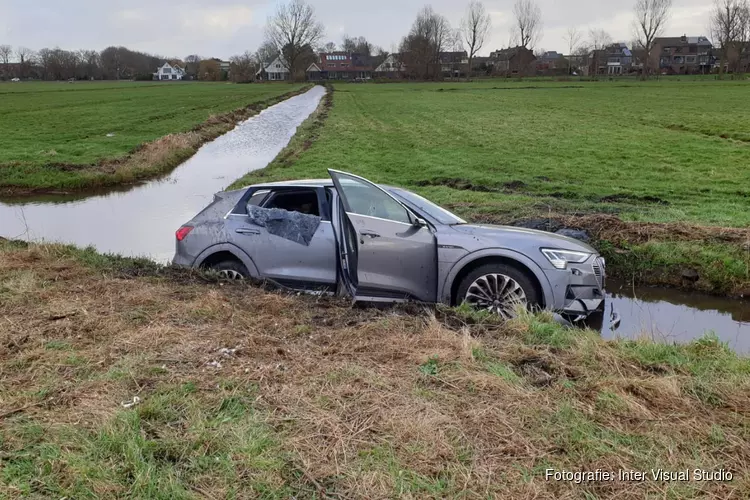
<box><xmin>232</xmin><ymin>80</ymin><xmax>750</xmax><ymax>294</ymax></box>
<box><xmin>233</xmin><ymin>79</ymin><xmax>750</xmax><ymax>227</ymax></box>
<box><xmin>0</xmin><ymin>81</ymin><xmax>306</xmax><ymax>191</ymax></box>
<box><xmin>2</xmin><ymin>386</ymin><xmax>293</xmax><ymax>498</ymax></box>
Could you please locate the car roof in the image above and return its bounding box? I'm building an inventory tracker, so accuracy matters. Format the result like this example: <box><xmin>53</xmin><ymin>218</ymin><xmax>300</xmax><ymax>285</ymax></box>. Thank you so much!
<box><xmin>249</xmin><ymin>179</ymin><xmax>333</xmax><ymax>188</ymax></box>
<box><xmin>246</xmin><ymin>179</ymin><xmax>402</xmax><ymax>191</ymax></box>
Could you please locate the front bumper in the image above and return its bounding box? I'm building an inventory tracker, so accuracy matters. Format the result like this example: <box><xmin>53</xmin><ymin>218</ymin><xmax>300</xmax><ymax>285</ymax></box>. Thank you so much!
<box><xmin>547</xmin><ymin>256</ymin><xmax>607</xmax><ymax>317</ymax></box>
<box><xmin>562</xmin><ymin>284</ymin><xmax>605</xmax><ymax>316</ymax></box>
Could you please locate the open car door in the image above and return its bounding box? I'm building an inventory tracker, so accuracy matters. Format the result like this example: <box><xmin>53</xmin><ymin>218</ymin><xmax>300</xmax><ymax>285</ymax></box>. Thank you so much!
<box><xmin>329</xmin><ymin>169</ymin><xmax>437</xmax><ymax>303</ymax></box>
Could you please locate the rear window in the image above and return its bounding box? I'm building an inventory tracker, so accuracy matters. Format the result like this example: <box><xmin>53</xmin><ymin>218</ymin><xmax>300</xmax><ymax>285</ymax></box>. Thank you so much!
<box><xmin>247</xmin><ymin>189</ymin><xmax>270</xmax><ymax>207</ymax></box>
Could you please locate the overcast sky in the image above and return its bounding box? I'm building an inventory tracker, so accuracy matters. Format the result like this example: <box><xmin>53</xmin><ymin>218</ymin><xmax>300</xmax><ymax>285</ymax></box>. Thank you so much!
<box><xmin>1</xmin><ymin>0</ymin><xmax>714</xmax><ymax>59</ymax></box>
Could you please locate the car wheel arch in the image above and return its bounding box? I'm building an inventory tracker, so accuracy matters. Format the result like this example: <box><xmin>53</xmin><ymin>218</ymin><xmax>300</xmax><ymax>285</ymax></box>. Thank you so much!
<box><xmin>194</xmin><ymin>244</ymin><xmax>259</xmax><ymax>278</ymax></box>
<box><xmin>443</xmin><ymin>250</ymin><xmax>552</xmax><ymax>308</ymax></box>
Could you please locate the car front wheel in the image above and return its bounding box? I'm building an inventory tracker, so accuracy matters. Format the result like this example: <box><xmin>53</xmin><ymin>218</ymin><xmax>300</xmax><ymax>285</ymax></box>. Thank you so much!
<box><xmin>210</xmin><ymin>260</ymin><xmax>249</xmax><ymax>280</ymax></box>
<box><xmin>456</xmin><ymin>263</ymin><xmax>540</xmax><ymax>319</ymax></box>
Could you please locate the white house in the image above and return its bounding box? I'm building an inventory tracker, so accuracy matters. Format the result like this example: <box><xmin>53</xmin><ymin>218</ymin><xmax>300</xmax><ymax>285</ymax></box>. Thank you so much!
<box><xmin>374</xmin><ymin>54</ymin><xmax>405</xmax><ymax>74</ymax></box>
<box><xmin>257</xmin><ymin>56</ymin><xmax>290</xmax><ymax>81</ymax></box>
<box><xmin>154</xmin><ymin>62</ymin><xmax>185</xmax><ymax>81</ymax></box>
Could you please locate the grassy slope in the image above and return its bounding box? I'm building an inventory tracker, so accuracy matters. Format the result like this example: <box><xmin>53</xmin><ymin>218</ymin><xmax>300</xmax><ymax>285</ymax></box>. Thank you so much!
<box><xmin>232</xmin><ymin>81</ymin><xmax>750</xmax><ymax>296</ymax></box>
<box><xmin>0</xmin><ymin>82</ymin><xmax>306</xmax><ymax>191</ymax></box>
<box><xmin>1</xmin><ymin>241</ymin><xmax>749</xmax><ymax>499</ymax></box>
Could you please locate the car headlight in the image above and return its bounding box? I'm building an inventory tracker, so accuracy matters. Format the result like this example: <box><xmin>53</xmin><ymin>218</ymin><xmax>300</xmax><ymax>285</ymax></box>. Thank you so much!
<box><xmin>541</xmin><ymin>248</ymin><xmax>591</xmax><ymax>270</ymax></box>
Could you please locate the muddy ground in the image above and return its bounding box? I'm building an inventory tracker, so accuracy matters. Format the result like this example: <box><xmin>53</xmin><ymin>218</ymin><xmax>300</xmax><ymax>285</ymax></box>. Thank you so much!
<box><xmin>2</xmin><ymin>241</ymin><xmax>749</xmax><ymax>498</ymax></box>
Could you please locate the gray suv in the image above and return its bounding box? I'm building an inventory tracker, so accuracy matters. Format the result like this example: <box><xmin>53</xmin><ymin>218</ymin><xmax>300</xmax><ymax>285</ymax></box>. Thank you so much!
<box><xmin>173</xmin><ymin>170</ymin><xmax>606</xmax><ymax>319</ymax></box>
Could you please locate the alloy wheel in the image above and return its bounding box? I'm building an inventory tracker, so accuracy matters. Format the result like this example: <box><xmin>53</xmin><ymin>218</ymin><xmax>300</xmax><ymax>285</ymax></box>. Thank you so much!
<box><xmin>463</xmin><ymin>273</ymin><xmax>528</xmax><ymax>319</ymax></box>
<box><xmin>218</xmin><ymin>269</ymin><xmax>245</xmax><ymax>280</ymax></box>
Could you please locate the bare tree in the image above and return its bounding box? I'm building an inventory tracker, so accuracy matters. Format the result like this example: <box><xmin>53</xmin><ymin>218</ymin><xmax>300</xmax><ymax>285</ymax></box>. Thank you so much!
<box><xmin>0</xmin><ymin>45</ymin><xmax>12</xmax><ymax>79</ymax></box>
<box><xmin>15</xmin><ymin>47</ymin><xmax>34</xmax><ymax>79</ymax></box>
<box><xmin>741</xmin><ymin>4</ymin><xmax>750</xmax><ymax>73</ymax></box>
<box><xmin>341</xmin><ymin>35</ymin><xmax>356</xmax><ymax>53</ymax></box>
<box><xmin>371</xmin><ymin>46</ymin><xmax>389</xmax><ymax>70</ymax></box>
<box><xmin>564</xmin><ymin>27</ymin><xmax>582</xmax><ymax>75</ymax></box>
<box><xmin>183</xmin><ymin>55</ymin><xmax>202</xmax><ymax>78</ymax></box>
<box><xmin>572</xmin><ymin>43</ymin><xmax>591</xmax><ymax>75</ymax></box>
<box><xmin>710</xmin><ymin>0</ymin><xmax>750</xmax><ymax>77</ymax></box>
<box><xmin>323</xmin><ymin>41</ymin><xmax>337</xmax><ymax>52</ymax></box>
<box><xmin>230</xmin><ymin>51</ymin><xmax>257</xmax><ymax>82</ymax></box>
<box><xmin>512</xmin><ymin>0</ymin><xmax>543</xmax><ymax>49</ymax></box>
<box><xmin>355</xmin><ymin>36</ymin><xmax>373</xmax><ymax>56</ymax></box>
<box><xmin>255</xmin><ymin>41</ymin><xmax>278</xmax><ymax>68</ymax></box>
<box><xmin>265</xmin><ymin>0</ymin><xmax>324</xmax><ymax>80</ymax></box>
<box><xmin>588</xmin><ymin>29</ymin><xmax>613</xmax><ymax>76</ymax></box>
<box><xmin>198</xmin><ymin>59</ymin><xmax>221</xmax><ymax>81</ymax></box>
<box><xmin>78</xmin><ymin>49</ymin><xmax>101</xmax><ymax>80</ymax></box>
<box><xmin>633</xmin><ymin>0</ymin><xmax>672</xmax><ymax>79</ymax></box>
<box><xmin>341</xmin><ymin>35</ymin><xmax>373</xmax><ymax>55</ymax></box>
<box><xmin>461</xmin><ymin>0</ymin><xmax>491</xmax><ymax>78</ymax></box>
<box><xmin>401</xmin><ymin>6</ymin><xmax>452</xmax><ymax>79</ymax></box>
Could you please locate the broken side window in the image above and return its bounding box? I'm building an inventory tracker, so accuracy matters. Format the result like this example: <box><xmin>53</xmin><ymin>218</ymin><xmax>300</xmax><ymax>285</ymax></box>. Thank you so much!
<box><xmin>246</xmin><ymin>205</ymin><xmax>321</xmax><ymax>246</ymax></box>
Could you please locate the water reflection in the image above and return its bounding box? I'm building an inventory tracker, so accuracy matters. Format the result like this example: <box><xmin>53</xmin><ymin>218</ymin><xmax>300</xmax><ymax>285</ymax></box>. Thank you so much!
<box><xmin>601</xmin><ymin>279</ymin><xmax>750</xmax><ymax>354</ymax></box>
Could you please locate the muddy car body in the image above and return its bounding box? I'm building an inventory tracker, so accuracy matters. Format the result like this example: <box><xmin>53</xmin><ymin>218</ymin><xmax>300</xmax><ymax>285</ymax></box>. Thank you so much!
<box><xmin>173</xmin><ymin>170</ymin><xmax>607</xmax><ymax>319</ymax></box>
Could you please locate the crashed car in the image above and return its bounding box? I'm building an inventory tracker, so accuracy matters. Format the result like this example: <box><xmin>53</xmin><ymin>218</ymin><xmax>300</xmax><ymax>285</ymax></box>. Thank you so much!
<box><xmin>173</xmin><ymin>169</ymin><xmax>608</xmax><ymax>320</ymax></box>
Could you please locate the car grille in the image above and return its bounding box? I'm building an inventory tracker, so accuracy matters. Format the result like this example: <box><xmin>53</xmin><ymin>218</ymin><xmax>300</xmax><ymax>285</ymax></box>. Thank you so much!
<box><xmin>592</xmin><ymin>258</ymin><xmax>605</xmax><ymax>288</ymax></box>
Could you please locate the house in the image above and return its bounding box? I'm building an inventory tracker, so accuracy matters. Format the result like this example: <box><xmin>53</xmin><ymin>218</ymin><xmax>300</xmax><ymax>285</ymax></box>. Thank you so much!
<box><xmin>653</xmin><ymin>35</ymin><xmax>713</xmax><ymax>74</ymax></box>
<box><xmin>602</xmin><ymin>43</ymin><xmax>633</xmax><ymax>75</ymax></box>
<box><xmin>374</xmin><ymin>54</ymin><xmax>405</xmax><ymax>77</ymax></box>
<box><xmin>306</xmin><ymin>52</ymin><xmax>372</xmax><ymax>81</ymax></box>
<box><xmin>488</xmin><ymin>46</ymin><xmax>536</xmax><ymax>76</ymax></box>
<box><xmin>566</xmin><ymin>54</ymin><xmax>590</xmax><ymax>75</ymax></box>
<box><xmin>258</xmin><ymin>56</ymin><xmax>290</xmax><ymax>81</ymax></box>
<box><xmin>153</xmin><ymin>62</ymin><xmax>185</xmax><ymax>81</ymax></box>
<box><xmin>717</xmin><ymin>43</ymin><xmax>750</xmax><ymax>73</ymax></box>
<box><xmin>471</xmin><ymin>56</ymin><xmax>492</xmax><ymax>75</ymax></box>
<box><xmin>439</xmin><ymin>51</ymin><xmax>469</xmax><ymax>77</ymax></box>
<box><xmin>207</xmin><ymin>58</ymin><xmax>231</xmax><ymax>77</ymax></box>
<box><xmin>536</xmin><ymin>51</ymin><xmax>565</xmax><ymax>74</ymax></box>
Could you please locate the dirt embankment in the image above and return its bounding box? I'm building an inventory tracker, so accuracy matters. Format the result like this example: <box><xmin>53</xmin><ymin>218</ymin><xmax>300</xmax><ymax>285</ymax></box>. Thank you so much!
<box><xmin>0</xmin><ymin>85</ymin><xmax>314</xmax><ymax>197</ymax></box>
<box><xmin>2</xmin><ymin>241</ymin><xmax>749</xmax><ymax>498</ymax></box>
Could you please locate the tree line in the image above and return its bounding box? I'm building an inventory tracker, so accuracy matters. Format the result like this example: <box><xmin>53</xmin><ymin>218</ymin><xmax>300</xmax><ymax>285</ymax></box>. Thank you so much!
<box><xmin>2</xmin><ymin>0</ymin><xmax>748</xmax><ymax>82</ymax></box>
<box><xmin>0</xmin><ymin>46</ymin><xmax>161</xmax><ymax>81</ymax></box>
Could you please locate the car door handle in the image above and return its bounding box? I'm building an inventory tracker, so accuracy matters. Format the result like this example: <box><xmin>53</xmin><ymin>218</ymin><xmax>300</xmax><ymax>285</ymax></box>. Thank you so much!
<box><xmin>235</xmin><ymin>228</ymin><xmax>260</xmax><ymax>235</ymax></box>
<box><xmin>359</xmin><ymin>230</ymin><xmax>380</xmax><ymax>238</ymax></box>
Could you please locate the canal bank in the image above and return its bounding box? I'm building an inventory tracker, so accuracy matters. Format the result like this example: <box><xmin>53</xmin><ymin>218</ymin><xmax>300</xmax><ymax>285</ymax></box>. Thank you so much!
<box><xmin>0</xmin><ymin>86</ymin><xmax>327</xmax><ymax>262</ymax></box>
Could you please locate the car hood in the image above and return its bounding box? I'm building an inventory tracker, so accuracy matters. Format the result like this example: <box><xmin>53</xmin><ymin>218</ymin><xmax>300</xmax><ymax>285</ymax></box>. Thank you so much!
<box><xmin>449</xmin><ymin>223</ymin><xmax>596</xmax><ymax>253</ymax></box>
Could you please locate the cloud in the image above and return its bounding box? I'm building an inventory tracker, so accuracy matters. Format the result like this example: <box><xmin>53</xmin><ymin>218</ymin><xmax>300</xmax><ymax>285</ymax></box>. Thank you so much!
<box><xmin>1</xmin><ymin>0</ymin><xmax>719</xmax><ymax>58</ymax></box>
<box><xmin>179</xmin><ymin>6</ymin><xmax>255</xmax><ymax>34</ymax></box>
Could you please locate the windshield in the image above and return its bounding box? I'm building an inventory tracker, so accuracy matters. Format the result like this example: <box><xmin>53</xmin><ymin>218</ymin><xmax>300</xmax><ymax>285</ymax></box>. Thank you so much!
<box><xmin>388</xmin><ymin>188</ymin><xmax>466</xmax><ymax>225</ymax></box>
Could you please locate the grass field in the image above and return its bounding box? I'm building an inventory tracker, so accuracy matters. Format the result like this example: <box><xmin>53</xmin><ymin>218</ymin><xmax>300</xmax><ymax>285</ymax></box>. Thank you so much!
<box><xmin>232</xmin><ymin>80</ymin><xmax>750</xmax><ymax>296</ymax></box>
<box><xmin>2</xmin><ymin>240</ymin><xmax>749</xmax><ymax>499</ymax></box>
<box><xmin>0</xmin><ymin>81</ymin><xmax>306</xmax><ymax>192</ymax></box>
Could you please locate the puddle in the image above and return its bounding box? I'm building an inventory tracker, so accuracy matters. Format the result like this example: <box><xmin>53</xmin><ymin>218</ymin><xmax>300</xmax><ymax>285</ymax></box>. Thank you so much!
<box><xmin>599</xmin><ymin>279</ymin><xmax>750</xmax><ymax>354</ymax></box>
<box><xmin>0</xmin><ymin>86</ymin><xmax>326</xmax><ymax>262</ymax></box>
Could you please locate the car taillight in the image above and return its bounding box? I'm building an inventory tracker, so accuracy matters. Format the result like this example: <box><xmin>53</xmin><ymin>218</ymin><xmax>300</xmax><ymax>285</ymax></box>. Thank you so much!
<box><xmin>176</xmin><ymin>226</ymin><xmax>193</xmax><ymax>241</ymax></box>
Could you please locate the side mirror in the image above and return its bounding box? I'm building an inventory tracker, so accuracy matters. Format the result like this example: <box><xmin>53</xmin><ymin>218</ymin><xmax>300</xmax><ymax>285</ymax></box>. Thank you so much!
<box><xmin>413</xmin><ymin>217</ymin><xmax>427</xmax><ymax>228</ymax></box>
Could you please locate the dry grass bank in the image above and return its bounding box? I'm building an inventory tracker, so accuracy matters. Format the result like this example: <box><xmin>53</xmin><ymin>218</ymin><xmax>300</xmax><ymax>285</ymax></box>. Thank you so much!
<box><xmin>1</xmin><ymin>240</ymin><xmax>749</xmax><ymax>498</ymax></box>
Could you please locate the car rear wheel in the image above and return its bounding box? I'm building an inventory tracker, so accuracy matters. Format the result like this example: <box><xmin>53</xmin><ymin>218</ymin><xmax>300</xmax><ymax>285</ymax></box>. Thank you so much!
<box><xmin>210</xmin><ymin>260</ymin><xmax>249</xmax><ymax>280</ymax></box>
<box><xmin>456</xmin><ymin>263</ymin><xmax>540</xmax><ymax>319</ymax></box>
